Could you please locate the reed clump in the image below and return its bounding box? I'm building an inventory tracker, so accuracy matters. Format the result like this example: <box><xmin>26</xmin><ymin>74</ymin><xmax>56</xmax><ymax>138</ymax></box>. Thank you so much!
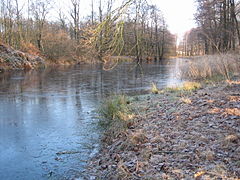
<box><xmin>180</xmin><ymin>54</ymin><xmax>240</xmax><ymax>81</ymax></box>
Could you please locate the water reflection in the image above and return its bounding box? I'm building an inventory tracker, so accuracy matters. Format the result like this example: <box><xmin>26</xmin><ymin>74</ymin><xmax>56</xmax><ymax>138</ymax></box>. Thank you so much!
<box><xmin>0</xmin><ymin>60</ymin><xmax>183</xmax><ymax>179</ymax></box>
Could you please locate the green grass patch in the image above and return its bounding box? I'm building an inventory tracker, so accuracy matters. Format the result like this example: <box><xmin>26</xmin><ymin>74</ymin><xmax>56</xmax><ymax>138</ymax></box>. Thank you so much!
<box><xmin>98</xmin><ymin>95</ymin><xmax>134</xmax><ymax>133</ymax></box>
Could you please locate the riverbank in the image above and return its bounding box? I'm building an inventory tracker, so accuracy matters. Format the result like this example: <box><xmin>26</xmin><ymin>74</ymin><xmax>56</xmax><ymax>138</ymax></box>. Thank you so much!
<box><xmin>0</xmin><ymin>43</ymin><xmax>45</xmax><ymax>71</ymax></box>
<box><xmin>0</xmin><ymin>44</ymin><xmax>130</xmax><ymax>72</ymax></box>
<box><xmin>88</xmin><ymin>80</ymin><xmax>240</xmax><ymax>179</ymax></box>
<box><xmin>0</xmin><ymin>42</ymin><xmax>176</xmax><ymax>72</ymax></box>
<box><xmin>0</xmin><ymin>42</ymin><xmax>93</xmax><ymax>72</ymax></box>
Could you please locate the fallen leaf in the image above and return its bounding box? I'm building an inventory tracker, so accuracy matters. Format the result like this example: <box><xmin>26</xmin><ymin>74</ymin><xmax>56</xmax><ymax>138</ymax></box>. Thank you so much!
<box><xmin>194</xmin><ymin>171</ymin><xmax>205</xmax><ymax>179</ymax></box>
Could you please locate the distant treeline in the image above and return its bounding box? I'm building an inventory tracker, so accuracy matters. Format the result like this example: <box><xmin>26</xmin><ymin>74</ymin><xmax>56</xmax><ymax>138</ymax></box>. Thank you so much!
<box><xmin>0</xmin><ymin>0</ymin><xmax>177</xmax><ymax>64</ymax></box>
<box><xmin>179</xmin><ymin>0</ymin><xmax>240</xmax><ymax>56</ymax></box>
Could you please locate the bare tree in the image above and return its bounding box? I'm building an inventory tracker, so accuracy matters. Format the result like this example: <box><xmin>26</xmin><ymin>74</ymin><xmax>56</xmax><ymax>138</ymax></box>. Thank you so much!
<box><xmin>0</xmin><ymin>0</ymin><xmax>177</xmax><ymax>63</ymax></box>
<box><xmin>31</xmin><ymin>0</ymin><xmax>51</xmax><ymax>50</ymax></box>
<box><xmin>58</xmin><ymin>9</ymin><xmax>67</xmax><ymax>30</ymax></box>
<box><xmin>70</xmin><ymin>0</ymin><xmax>80</xmax><ymax>41</ymax></box>
<box><xmin>195</xmin><ymin>0</ymin><xmax>240</xmax><ymax>54</ymax></box>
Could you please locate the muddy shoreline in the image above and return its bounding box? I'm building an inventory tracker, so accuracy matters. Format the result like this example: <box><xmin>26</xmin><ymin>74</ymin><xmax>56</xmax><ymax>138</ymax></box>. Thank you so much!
<box><xmin>88</xmin><ymin>80</ymin><xmax>240</xmax><ymax>179</ymax></box>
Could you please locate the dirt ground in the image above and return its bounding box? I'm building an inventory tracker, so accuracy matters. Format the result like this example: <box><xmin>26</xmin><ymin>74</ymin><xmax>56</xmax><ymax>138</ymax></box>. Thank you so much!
<box><xmin>88</xmin><ymin>81</ymin><xmax>240</xmax><ymax>180</ymax></box>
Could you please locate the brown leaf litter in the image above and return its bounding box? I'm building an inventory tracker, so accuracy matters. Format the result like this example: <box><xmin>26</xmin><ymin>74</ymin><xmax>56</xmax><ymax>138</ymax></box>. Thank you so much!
<box><xmin>88</xmin><ymin>81</ymin><xmax>240</xmax><ymax>179</ymax></box>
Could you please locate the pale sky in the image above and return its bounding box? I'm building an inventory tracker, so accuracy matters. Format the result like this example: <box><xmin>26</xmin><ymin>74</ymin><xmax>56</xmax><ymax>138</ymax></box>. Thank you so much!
<box><xmin>151</xmin><ymin>0</ymin><xmax>197</xmax><ymax>35</ymax></box>
<box><xmin>20</xmin><ymin>0</ymin><xmax>197</xmax><ymax>36</ymax></box>
<box><xmin>59</xmin><ymin>0</ymin><xmax>197</xmax><ymax>36</ymax></box>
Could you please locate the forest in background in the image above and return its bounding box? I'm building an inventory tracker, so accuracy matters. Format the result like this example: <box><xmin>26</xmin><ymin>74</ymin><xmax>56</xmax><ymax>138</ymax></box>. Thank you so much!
<box><xmin>179</xmin><ymin>0</ymin><xmax>240</xmax><ymax>56</ymax></box>
<box><xmin>0</xmin><ymin>0</ymin><xmax>177</xmax><ymax>66</ymax></box>
<box><xmin>1</xmin><ymin>0</ymin><xmax>239</xmax><ymax>67</ymax></box>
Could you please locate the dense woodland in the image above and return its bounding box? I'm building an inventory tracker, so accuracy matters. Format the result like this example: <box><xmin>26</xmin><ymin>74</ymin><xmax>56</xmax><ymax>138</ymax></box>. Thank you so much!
<box><xmin>179</xmin><ymin>0</ymin><xmax>240</xmax><ymax>56</ymax></box>
<box><xmin>0</xmin><ymin>0</ymin><xmax>177</xmax><ymax>65</ymax></box>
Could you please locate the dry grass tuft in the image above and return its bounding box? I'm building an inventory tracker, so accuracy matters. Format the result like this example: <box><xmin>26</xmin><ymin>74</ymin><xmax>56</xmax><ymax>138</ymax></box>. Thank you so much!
<box><xmin>226</xmin><ymin>80</ymin><xmax>240</xmax><ymax>85</ymax></box>
<box><xmin>224</xmin><ymin>134</ymin><xmax>239</xmax><ymax>143</ymax></box>
<box><xmin>228</xmin><ymin>96</ymin><xmax>240</xmax><ymax>102</ymax></box>
<box><xmin>194</xmin><ymin>171</ymin><xmax>206</xmax><ymax>179</ymax></box>
<box><xmin>180</xmin><ymin>97</ymin><xmax>192</xmax><ymax>104</ymax></box>
<box><xmin>130</xmin><ymin>130</ymin><xmax>148</xmax><ymax>145</ymax></box>
<box><xmin>182</xmin><ymin>81</ymin><xmax>201</xmax><ymax>90</ymax></box>
<box><xmin>180</xmin><ymin>54</ymin><xmax>240</xmax><ymax>80</ymax></box>
<box><xmin>150</xmin><ymin>82</ymin><xmax>160</xmax><ymax>94</ymax></box>
<box><xmin>224</xmin><ymin>108</ymin><xmax>240</xmax><ymax>116</ymax></box>
<box><xmin>166</xmin><ymin>81</ymin><xmax>201</xmax><ymax>92</ymax></box>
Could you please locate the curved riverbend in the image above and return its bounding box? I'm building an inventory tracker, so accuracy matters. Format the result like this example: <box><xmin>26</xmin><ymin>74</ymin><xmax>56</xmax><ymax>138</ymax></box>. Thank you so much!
<box><xmin>0</xmin><ymin>59</ymin><xmax>184</xmax><ymax>179</ymax></box>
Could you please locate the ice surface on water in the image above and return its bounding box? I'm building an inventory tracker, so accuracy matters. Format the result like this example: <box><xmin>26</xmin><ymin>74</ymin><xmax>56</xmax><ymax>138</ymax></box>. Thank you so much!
<box><xmin>0</xmin><ymin>60</ymin><xmax>183</xmax><ymax>179</ymax></box>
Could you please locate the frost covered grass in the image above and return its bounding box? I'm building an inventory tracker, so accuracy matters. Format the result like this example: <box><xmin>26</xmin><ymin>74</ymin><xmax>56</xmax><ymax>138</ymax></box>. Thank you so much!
<box><xmin>90</xmin><ymin>80</ymin><xmax>240</xmax><ymax>179</ymax></box>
